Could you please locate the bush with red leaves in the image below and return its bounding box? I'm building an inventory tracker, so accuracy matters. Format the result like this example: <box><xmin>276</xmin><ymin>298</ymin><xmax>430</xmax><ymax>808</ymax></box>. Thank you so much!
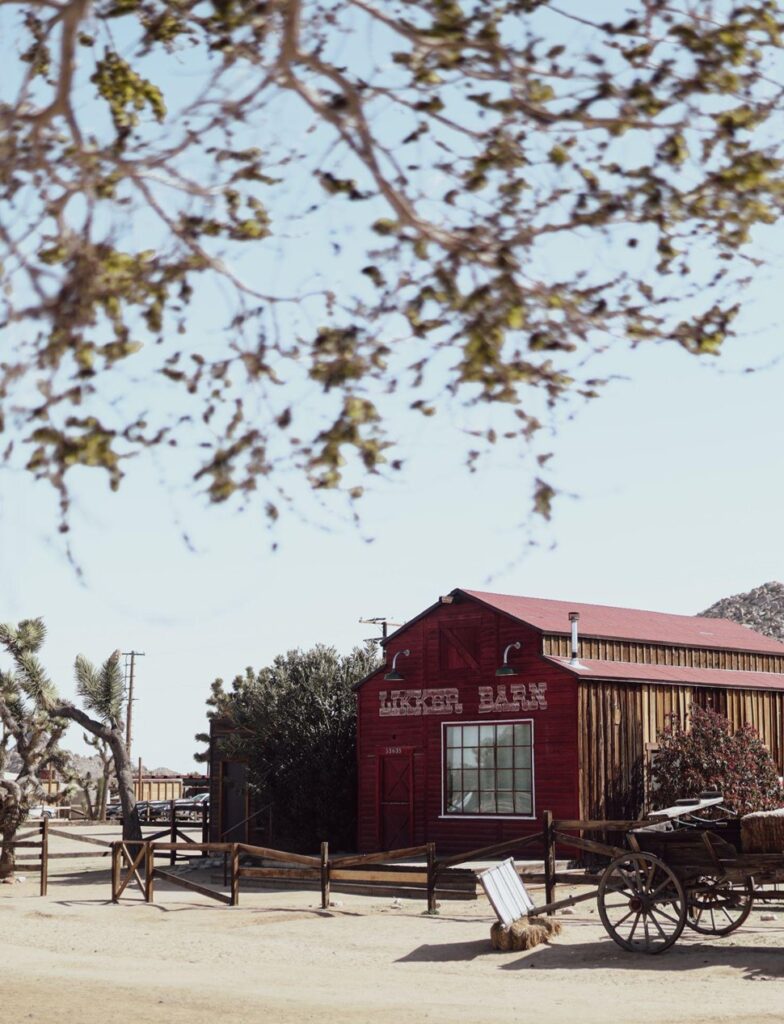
<box><xmin>651</xmin><ymin>704</ymin><xmax>783</xmax><ymax>815</ymax></box>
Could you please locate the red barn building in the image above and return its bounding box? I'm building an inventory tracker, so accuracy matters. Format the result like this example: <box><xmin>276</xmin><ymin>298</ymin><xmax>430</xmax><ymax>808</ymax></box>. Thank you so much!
<box><xmin>354</xmin><ymin>589</ymin><xmax>784</xmax><ymax>854</ymax></box>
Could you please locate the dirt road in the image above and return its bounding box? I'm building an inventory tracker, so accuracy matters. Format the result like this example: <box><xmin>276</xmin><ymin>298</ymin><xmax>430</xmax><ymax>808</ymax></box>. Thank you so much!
<box><xmin>2</xmin><ymin>829</ymin><xmax>783</xmax><ymax>1024</ymax></box>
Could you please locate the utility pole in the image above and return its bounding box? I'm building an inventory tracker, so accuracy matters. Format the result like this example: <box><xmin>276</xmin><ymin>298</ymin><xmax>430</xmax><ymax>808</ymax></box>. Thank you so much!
<box><xmin>123</xmin><ymin>650</ymin><xmax>145</xmax><ymax>763</ymax></box>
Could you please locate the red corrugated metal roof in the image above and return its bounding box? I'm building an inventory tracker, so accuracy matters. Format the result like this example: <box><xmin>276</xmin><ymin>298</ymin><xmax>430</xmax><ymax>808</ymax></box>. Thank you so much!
<box><xmin>544</xmin><ymin>655</ymin><xmax>784</xmax><ymax>692</ymax></box>
<box><xmin>462</xmin><ymin>590</ymin><xmax>784</xmax><ymax>655</ymax></box>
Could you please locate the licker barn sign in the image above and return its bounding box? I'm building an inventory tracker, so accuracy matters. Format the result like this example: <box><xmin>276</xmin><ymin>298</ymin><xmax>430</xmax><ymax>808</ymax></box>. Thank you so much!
<box><xmin>378</xmin><ymin>682</ymin><xmax>548</xmax><ymax>717</ymax></box>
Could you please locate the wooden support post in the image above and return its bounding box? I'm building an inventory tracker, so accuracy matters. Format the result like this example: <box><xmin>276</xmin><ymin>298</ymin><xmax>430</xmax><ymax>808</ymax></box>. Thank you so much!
<box><xmin>145</xmin><ymin>843</ymin><xmax>154</xmax><ymax>903</ymax></box>
<box><xmin>111</xmin><ymin>842</ymin><xmax>121</xmax><ymax>903</ymax></box>
<box><xmin>39</xmin><ymin>817</ymin><xmax>49</xmax><ymax>897</ymax></box>
<box><xmin>201</xmin><ymin>802</ymin><xmax>209</xmax><ymax>855</ymax></box>
<box><xmin>543</xmin><ymin>810</ymin><xmax>556</xmax><ymax>912</ymax></box>
<box><xmin>426</xmin><ymin>841</ymin><xmax>437</xmax><ymax>914</ymax></box>
<box><xmin>169</xmin><ymin>800</ymin><xmax>177</xmax><ymax>866</ymax></box>
<box><xmin>230</xmin><ymin>843</ymin><xmax>240</xmax><ymax>906</ymax></box>
<box><xmin>320</xmin><ymin>841</ymin><xmax>330</xmax><ymax>910</ymax></box>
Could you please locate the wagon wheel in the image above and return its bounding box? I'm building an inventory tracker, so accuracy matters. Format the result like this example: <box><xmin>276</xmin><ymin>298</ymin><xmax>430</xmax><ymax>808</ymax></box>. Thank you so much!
<box><xmin>686</xmin><ymin>875</ymin><xmax>754</xmax><ymax>936</ymax></box>
<box><xmin>598</xmin><ymin>852</ymin><xmax>687</xmax><ymax>954</ymax></box>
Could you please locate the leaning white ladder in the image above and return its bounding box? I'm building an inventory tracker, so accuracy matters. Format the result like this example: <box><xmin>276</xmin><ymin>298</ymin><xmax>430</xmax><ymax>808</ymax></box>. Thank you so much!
<box><xmin>478</xmin><ymin>857</ymin><xmax>534</xmax><ymax>927</ymax></box>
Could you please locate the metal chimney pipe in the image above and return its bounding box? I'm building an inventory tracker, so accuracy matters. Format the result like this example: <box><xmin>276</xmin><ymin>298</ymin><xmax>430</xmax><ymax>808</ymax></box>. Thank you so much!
<box><xmin>568</xmin><ymin>612</ymin><xmax>580</xmax><ymax>665</ymax></box>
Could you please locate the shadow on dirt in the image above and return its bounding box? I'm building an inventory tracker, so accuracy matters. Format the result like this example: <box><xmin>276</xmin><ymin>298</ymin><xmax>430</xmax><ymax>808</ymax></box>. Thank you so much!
<box><xmin>398</xmin><ymin>931</ymin><xmax>784</xmax><ymax>981</ymax></box>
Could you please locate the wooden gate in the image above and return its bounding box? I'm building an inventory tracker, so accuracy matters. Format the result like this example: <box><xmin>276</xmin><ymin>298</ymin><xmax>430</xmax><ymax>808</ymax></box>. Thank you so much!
<box><xmin>377</xmin><ymin>750</ymin><xmax>414</xmax><ymax>850</ymax></box>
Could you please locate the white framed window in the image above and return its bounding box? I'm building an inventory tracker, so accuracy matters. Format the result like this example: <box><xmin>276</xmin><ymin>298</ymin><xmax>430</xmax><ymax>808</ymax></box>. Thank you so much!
<box><xmin>442</xmin><ymin>720</ymin><xmax>534</xmax><ymax>818</ymax></box>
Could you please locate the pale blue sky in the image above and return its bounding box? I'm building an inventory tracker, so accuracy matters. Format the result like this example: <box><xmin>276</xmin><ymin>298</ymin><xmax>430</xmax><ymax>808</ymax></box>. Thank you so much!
<box><xmin>2</xmin><ymin>1</ymin><xmax>784</xmax><ymax>772</ymax></box>
<box><xmin>2</xmin><ymin>316</ymin><xmax>782</xmax><ymax>771</ymax></box>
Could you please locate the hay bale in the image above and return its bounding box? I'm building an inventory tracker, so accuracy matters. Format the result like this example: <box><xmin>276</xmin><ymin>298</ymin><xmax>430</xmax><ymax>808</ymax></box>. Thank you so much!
<box><xmin>490</xmin><ymin>916</ymin><xmax>562</xmax><ymax>951</ymax></box>
<box><xmin>741</xmin><ymin>808</ymin><xmax>784</xmax><ymax>853</ymax></box>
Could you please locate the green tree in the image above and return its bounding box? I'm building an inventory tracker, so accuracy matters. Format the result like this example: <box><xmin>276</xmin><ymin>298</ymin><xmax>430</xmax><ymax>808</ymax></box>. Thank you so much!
<box><xmin>650</xmin><ymin>704</ymin><xmax>783</xmax><ymax>815</ymax></box>
<box><xmin>2</xmin><ymin>2</ymin><xmax>784</xmax><ymax>529</ymax></box>
<box><xmin>202</xmin><ymin>643</ymin><xmax>378</xmax><ymax>851</ymax></box>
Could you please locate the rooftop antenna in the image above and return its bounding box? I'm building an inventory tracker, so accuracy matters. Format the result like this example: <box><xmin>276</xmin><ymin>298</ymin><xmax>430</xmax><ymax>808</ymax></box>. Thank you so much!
<box><xmin>358</xmin><ymin>616</ymin><xmax>402</xmax><ymax>645</ymax></box>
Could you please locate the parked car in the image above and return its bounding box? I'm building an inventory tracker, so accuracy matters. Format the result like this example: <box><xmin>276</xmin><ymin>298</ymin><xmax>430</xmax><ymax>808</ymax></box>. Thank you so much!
<box><xmin>106</xmin><ymin>800</ymin><xmax>152</xmax><ymax>820</ymax></box>
<box><xmin>28</xmin><ymin>805</ymin><xmax>54</xmax><ymax>820</ymax></box>
<box><xmin>174</xmin><ymin>793</ymin><xmax>209</xmax><ymax>820</ymax></box>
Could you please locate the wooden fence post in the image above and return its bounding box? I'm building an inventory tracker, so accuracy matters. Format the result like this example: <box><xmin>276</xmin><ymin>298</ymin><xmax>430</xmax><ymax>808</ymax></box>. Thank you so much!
<box><xmin>543</xmin><ymin>810</ymin><xmax>556</xmax><ymax>911</ymax></box>
<box><xmin>111</xmin><ymin>842</ymin><xmax>121</xmax><ymax>903</ymax></box>
<box><xmin>320</xmin><ymin>841</ymin><xmax>330</xmax><ymax>910</ymax></box>
<box><xmin>169</xmin><ymin>800</ymin><xmax>177</xmax><ymax>866</ymax></box>
<box><xmin>39</xmin><ymin>817</ymin><xmax>49</xmax><ymax>897</ymax></box>
<box><xmin>426</xmin><ymin>841</ymin><xmax>437</xmax><ymax>914</ymax></box>
<box><xmin>144</xmin><ymin>842</ymin><xmax>154</xmax><ymax>903</ymax></box>
<box><xmin>201</xmin><ymin>802</ymin><xmax>209</xmax><ymax>855</ymax></box>
<box><xmin>230</xmin><ymin>843</ymin><xmax>239</xmax><ymax>906</ymax></box>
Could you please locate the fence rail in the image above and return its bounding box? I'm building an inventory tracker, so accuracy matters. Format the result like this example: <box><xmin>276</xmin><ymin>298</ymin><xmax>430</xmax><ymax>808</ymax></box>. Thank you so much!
<box><xmin>106</xmin><ymin>838</ymin><xmax>445</xmax><ymax>910</ymax></box>
<box><xmin>17</xmin><ymin>811</ymin><xmax>781</xmax><ymax>911</ymax></box>
<box><xmin>6</xmin><ymin>817</ymin><xmax>205</xmax><ymax>895</ymax></box>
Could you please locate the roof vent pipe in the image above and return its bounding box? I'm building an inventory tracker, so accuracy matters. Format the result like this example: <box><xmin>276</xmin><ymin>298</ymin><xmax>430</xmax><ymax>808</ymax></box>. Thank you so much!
<box><xmin>568</xmin><ymin>612</ymin><xmax>581</xmax><ymax>666</ymax></box>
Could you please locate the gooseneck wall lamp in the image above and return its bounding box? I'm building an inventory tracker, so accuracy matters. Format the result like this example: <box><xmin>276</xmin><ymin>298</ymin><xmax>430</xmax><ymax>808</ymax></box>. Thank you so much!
<box><xmin>384</xmin><ymin>649</ymin><xmax>410</xmax><ymax>682</ymax></box>
<box><xmin>496</xmin><ymin>641</ymin><xmax>521</xmax><ymax>677</ymax></box>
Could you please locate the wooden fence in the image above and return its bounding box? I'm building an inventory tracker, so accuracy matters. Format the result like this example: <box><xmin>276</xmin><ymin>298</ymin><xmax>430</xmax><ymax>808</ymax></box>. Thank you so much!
<box><xmin>7</xmin><ymin>819</ymin><xmax>113</xmax><ymax>896</ymax></box>
<box><xmin>8</xmin><ymin>812</ymin><xmax>602</xmax><ymax>905</ymax></box>
<box><xmin>109</xmin><ymin>839</ymin><xmax>445</xmax><ymax>911</ymax></box>
<box><xmin>6</xmin><ymin>815</ymin><xmax>207</xmax><ymax>896</ymax></box>
<box><xmin>32</xmin><ymin>810</ymin><xmax>781</xmax><ymax>912</ymax></box>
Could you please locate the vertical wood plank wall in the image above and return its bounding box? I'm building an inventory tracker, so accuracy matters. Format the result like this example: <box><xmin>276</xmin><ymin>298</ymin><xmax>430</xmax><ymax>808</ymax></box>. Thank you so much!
<box><xmin>578</xmin><ymin>681</ymin><xmax>784</xmax><ymax>820</ymax></box>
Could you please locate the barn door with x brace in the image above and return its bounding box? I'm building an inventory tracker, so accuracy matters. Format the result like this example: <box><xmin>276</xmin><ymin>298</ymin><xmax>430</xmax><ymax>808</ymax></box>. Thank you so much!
<box><xmin>376</xmin><ymin>747</ymin><xmax>414</xmax><ymax>850</ymax></box>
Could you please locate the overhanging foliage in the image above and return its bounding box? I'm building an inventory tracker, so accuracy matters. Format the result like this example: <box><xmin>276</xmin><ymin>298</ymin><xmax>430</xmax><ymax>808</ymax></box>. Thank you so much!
<box><xmin>2</xmin><ymin>2</ymin><xmax>784</xmax><ymax>529</ymax></box>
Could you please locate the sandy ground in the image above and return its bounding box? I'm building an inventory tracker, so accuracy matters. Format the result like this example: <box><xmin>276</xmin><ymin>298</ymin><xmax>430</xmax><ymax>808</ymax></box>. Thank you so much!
<box><xmin>2</xmin><ymin>825</ymin><xmax>784</xmax><ymax>1024</ymax></box>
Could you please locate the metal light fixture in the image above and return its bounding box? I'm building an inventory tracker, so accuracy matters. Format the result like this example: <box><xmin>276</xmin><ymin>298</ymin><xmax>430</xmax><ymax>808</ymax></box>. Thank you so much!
<box><xmin>496</xmin><ymin>641</ymin><xmax>521</xmax><ymax>677</ymax></box>
<box><xmin>384</xmin><ymin>649</ymin><xmax>410</xmax><ymax>681</ymax></box>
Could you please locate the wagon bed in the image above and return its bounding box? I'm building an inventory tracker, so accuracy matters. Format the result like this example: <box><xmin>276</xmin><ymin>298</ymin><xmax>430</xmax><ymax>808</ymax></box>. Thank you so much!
<box><xmin>527</xmin><ymin>795</ymin><xmax>784</xmax><ymax>954</ymax></box>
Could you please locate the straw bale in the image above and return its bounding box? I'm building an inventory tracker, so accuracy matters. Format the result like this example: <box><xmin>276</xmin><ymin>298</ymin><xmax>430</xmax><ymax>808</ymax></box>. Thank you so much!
<box><xmin>741</xmin><ymin>808</ymin><xmax>784</xmax><ymax>853</ymax></box>
<box><xmin>490</xmin><ymin>916</ymin><xmax>562</xmax><ymax>951</ymax></box>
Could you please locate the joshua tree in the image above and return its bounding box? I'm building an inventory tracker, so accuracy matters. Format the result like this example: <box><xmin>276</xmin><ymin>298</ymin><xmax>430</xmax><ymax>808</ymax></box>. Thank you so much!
<box><xmin>85</xmin><ymin>734</ymin><xmax>114</xmax><ymax>821</ymax></box>
<box><xmin>0</xmin><ymin>620</ymin><xmax>70</xmax><ymax>878</ymax></box>
<box><xmin>65</xmin><ymin>735</ymin><xmax>113</xmax><ymax>820</ymax></box>
<box><xmin>0</xmin><ymin>618</ymin><xmax>142</xmax><ymax>861</ymax></box>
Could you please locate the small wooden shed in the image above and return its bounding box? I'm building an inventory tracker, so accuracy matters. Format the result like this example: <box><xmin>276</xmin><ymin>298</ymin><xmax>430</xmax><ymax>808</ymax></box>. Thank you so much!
<box><xmin>354</xmin><ymin>589</ymin><xmax>784</xmax><ymax>854</ymax></box>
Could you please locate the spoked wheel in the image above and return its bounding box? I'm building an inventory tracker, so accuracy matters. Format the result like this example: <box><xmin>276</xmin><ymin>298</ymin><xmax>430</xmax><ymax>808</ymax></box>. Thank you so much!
<box><xmin>598</xmin><ymin>852</ymin><xmax>687</xmax><ymax>954</ymax></box>
<box><xmin>687</xmin><ymin>875</ymin><xmax>754</xmax><ymax>935</ymax></box>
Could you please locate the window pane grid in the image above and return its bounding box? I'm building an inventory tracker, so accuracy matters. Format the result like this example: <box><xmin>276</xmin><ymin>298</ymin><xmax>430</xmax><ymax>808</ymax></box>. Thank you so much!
<box><xmin>445</xmin><ymin>722</ymin><xmax>533</xmax><ymax>816</ymax></box>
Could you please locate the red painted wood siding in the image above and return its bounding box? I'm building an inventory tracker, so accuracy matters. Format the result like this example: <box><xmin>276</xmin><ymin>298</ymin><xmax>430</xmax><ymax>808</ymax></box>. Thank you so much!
<box><xmin>356</xmin><ymin>600</ymin><xmax>579</xmax><ymax>854</ymax></box>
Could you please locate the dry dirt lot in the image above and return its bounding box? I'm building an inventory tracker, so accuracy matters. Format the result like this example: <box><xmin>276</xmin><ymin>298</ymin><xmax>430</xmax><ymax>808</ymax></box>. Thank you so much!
<box><xmin>2</xmin><ymin>825</ymin><xmax>784</xmax><ymax>1024</ymax></box>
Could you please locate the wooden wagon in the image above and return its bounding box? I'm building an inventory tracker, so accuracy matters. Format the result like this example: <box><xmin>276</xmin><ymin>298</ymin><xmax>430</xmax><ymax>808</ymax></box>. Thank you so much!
<box><xmin>526</xmin><ymin>795</ymin><xmax>784</xmax><ymax>954</ymax></box>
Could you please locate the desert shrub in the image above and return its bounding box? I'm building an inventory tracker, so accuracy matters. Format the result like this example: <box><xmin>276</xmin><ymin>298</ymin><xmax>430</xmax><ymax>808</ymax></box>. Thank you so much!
<box><xmin>651</xmin><ymin>704</ymin><xmax>783</xmax><ymax>815</ymax></box>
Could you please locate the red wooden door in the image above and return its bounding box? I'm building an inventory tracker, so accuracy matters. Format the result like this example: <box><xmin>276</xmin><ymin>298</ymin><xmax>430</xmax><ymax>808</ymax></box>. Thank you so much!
<box><xmin>378</xmin><ymin>753</ymin><xmax>413</xmax><ymax>850</ymax></box>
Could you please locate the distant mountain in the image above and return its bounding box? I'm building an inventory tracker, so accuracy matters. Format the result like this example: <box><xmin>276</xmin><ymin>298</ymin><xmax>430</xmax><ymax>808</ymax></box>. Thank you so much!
<box><xmin>2</xmin><ymin>748</ymin><xmax>182</xmax><ymax>780</ymax></box>
<box><xmin>700</xmin><ymin>581</ymin><xmax>784</xmax><ymax>643</ymax></box>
